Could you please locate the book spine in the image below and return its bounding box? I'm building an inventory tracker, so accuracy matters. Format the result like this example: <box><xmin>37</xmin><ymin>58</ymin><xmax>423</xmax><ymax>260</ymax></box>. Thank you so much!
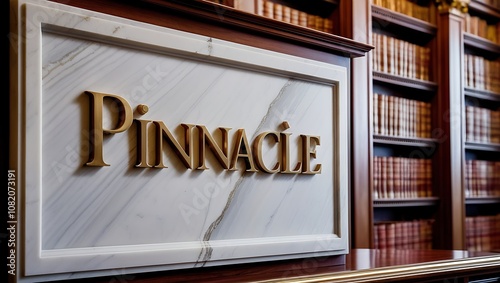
<box><xmin>372</xmin><ymin>33</ymin><xmax>378</xmax><ymax>72</ymax></box>
<box><xmin>424</xmin><ymin>47</ymin><xmax>430</xmax><ymax>81</ymax></box>
<box><xmin>474</xmin><ymin>107</ymin><xmax>481</xmax><ymax>142</ymax></box>
<box><xmin>403</xmin><ymin>157</ymin><xmax>409</xmax><ymax>198</ymax></box>
<box><xmin>383</xmin><ymin>35</ymin><xmax>388</xmax><ymax>74</ymax></box>
<box><xmin>290</xmin><ymin>8</ymin><xmax>299</xmax><ymax>25</ymax></box>
<box><xmin>387</xmin><ymin>156</ymin><xmax>394</xmax><ymax>198</ymax></box>
<box><xmin>481</xmin><ymin>108</ymin><xmax>488</xmax><ymax>143</ymax></box>
<box><xmin>468</xmin><ymin>54</ymin><xmax>474</xmax><ymax>88</ymax></box>
<box><xmin>493</xmin><ymin>110</ymin><xmax>500</xmax><ymax>144</ymax></box>
<box><xmin>324</xmin><ymin>18</ymin><xmax>333</xmax><ymax>34</ymax></box>
<box><xmin>376</xmin><ymin>223</ymin><xmax>387</xmax><ymax>249</ymax></box>
<box><xmin>256</xmin><ymin>0</ymin><xmax>264</xmax><ymax>16</ymax></box>
<box><xmin>480</xmin><ymin>160</ymin><xmax>487</xmax><ymax>196</ymax></box>
<box><xmin>378</xmin><ymin>33</ymin><xmax>384</xmax><ymax>73</ymax></box>
<box><xmin>410</xmin><ymin>39</ymin><xmax>416</xmax><ymax>79</ymax></box>
<box><xmin>307</xmin><ymin>14</ymin><xmax>316</xmax><ymax>29</ymax></box>
<box><xmin>466</xmin><ymin>106</ymin><xmax>474</xmax><ymax>142</ymax></box>
<box><xmin>465</xmin><ymin>160</ymin><xmax>471</xmax><ymax>197</ymax></box>
<box><xmin>395</xmin><ymin>222</ymin><xmax>402</xmax><ymax>249</ymax></box>
<box><xmin>387</xmin><ymin>223</ymin><xmax>396</xmax><ymax>249</ymax></box>
<box><xmin>393</xmin><ymin>96</ymin><xmax>400</xmax><ymax>136</ymax></box>
<box><xmin>263</xmin><ymin>0</ymin><xmax>273</xmax><ymax>18</ymax></box>
<box><xmin>374</xmin><ymin>156</ymin><xmax>380</xmax><ymax>199</ymax></box>
<box><xmin>388</xmin><ymin>36</ymin><xmax>395</xmax><ymax>75</ymax></box>
<box><xmin>403</xmin><ymin>97</ymin><xmax>409</xmax><ymax>137</ymax></box>
<box><xmin>409</xmin><ymin>158</ymin><xmax>416</xmax><ymax>197</ymax></box>
<box><xmin>411</xmin><ymin>99</ymin><xmax>417</xmax><ymax>137</ymax></box>
<box><xmin>416</xmin><ymin>159</ymin><xmax>423</xmax><ymax>197</ymax></box>
<box><xmin>299</xmin><ymin>11</ymin><xmax>307</xmax><ymax>27</ymax></box>
<box><xmin>464</xmin><ymin>54</ymin><xmax>469</xmax><ymax>87</ymax></box>
<box><xmin>273</xmin><ymin>3</ymin><xmax>283</xmax><ymax>21</ymax></box>
<box><xmin>374</xmin><ymin>93</ymin><xmax>379</xmax><ymax>135</ymax></box>
<box><xmin>381</xmin><ymin>157</ymin><xmax>388</xmax><ymax>199</ymax></box>
<box><xmin>394</xmin><ymin>157</ymin><xmax>401</xmax><ymax>199</ymax></box>
<box><xmin>425</xmin><ymin>159</ymin><xmax>432</xmax><ymax>197</ymax></box>
<box><xmin>381</xmin><ymin>94</ymin><xmax>388</xmax><ymax>136</ymax></box>
<box><xmin>487</xmin><ymin>161</ymin><xmax>494</xmax><ymax>196</ymax></box>
<box><xmin>466</xmin><ymin>217</ymin><xmax>473</xmax><ymax>251</ymax></box>
<box><xmin>282</xmin><ymin>5</ymin><xmax>291</xmax><ymax>23</ymax></box>
<box><xmin>388</xmin><ymin>96</ymin><xmax>394</xmax><ymax>136</ymax></box>
<box><xmin>425</xmin><ymin>102</ymin><xmax>431</xmax><ymax>138</ymax></box>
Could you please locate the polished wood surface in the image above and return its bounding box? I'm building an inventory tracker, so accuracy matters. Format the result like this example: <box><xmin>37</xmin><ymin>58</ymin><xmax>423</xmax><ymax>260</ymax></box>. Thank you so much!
<box><xmin>434</xmin><ymin>9</ymin><xmax>466</xmax><ymax>250</ymax></box>
<box><xmin>340</xmin><ymin>0</ymin><xmax>373</xmax><ymax>250</ymax></box>
<box><xmin>58</xmin><ymin>249</ymin><xmax>500</xmax><ymax>283</ymax></box>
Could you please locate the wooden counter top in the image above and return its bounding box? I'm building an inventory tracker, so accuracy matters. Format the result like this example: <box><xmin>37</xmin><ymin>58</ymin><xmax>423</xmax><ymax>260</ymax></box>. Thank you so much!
<box><xmin>62</xmin><ymin>249</ymin><xmax>500</xmax><ymax>283</ymax></box>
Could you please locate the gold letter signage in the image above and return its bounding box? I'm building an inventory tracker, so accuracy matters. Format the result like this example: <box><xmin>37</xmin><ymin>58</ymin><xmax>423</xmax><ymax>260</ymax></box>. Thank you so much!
<box><xmin>86</xmin><ymin>91</ymin><xmax>134</xmax><ymax>167</ymax></box>
<box><xmin>85</xmin><ymin>91</ymin><xmax>322</xmax><ymax>175</ymax></box>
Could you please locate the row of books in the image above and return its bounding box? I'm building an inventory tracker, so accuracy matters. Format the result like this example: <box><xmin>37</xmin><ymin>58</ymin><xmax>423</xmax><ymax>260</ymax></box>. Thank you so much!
<box><xmin>255</xmin><ymin>0</ymin><xmax>334</xmax><ymax>33</ymax></box>
<box><xmin>372</xmin><ymin>33</ymin><xmax>431</xmax><ymax>81</ymax></box>
<box><xmin>465</xmin><ymin>106</ymin><xmax>500</xmax><ymax>144</ymax></box>
<box><xmin>374</xmin><ymin>219</ymin><xmax>434</xmax><ymax>250</ymax></box>
<box><xmin>466</xmin><ymin>214</ymin><xmax>500</xmax><ymax>252</ymax></box>
<box><xmin>463</xmin><ymin>14</ymin><xmax>500</xmax><ymax>44</ymax></box>
<box><xmin>465</xmin><ymin>160</ymin><xmax>500</xmax><ymax>197</ymax></box>
<box><xmin>464</xmin><ymin>54</ymin><xmax>500</xmax><ymax>94</ymax></box>
<box><xmin>373</xmin><ymin>93</ymin><xmax>432</xmax><ymax>138</ymax></box>
<box><xmin>373</xmin><ymin>0</ymin><xmax>435</xmax><ymax>23</ymax></box>
<box><xmin>373</xmin><ymin>156</ymin><xmax>432</xmax><ymax>199</ymax></box>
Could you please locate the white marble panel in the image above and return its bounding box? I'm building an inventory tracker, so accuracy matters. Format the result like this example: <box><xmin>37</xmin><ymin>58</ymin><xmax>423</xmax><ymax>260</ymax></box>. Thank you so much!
<box><xmin>13</xmin><ymin>0</ymin><xmax>349</xmax><ymax>281</ymax></box>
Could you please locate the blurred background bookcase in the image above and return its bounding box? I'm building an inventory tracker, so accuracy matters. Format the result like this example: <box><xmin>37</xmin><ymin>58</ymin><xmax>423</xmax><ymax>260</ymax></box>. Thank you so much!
<box><xmin>350</xmin><ymin>0</ymin><xmax>500</xmax><ymax>252</ymax></box>
<box><xmin>462</xmin><ymin>0</ymin><xmax>500</xmax><ymax>253</ymax></box>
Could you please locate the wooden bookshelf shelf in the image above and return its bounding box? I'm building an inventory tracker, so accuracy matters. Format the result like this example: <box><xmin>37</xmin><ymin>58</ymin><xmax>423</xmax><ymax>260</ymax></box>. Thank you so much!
<box><xmin>466</xmin><ymin>196</ymin><xmax>500</xmax><ymax>205</ymax></box>
<box><xmin>373</xmin><ymin>71</ymin><xmax>438</xmax><ymax>92</ymax></box>
<box><xmin>374</xmin><ymin>197</ymin><xmax>439</xmax><ymax>208</ymax></box>
<box><xmin>464</xmin><ymin>87</ymin><xmax>500</xmax><ymax>102</ymax></box>
<box><xmin>373</xmin><ymin>134</ymin><xmax>439</xmax><ymax>147</ymax></box>
<box><xmin>463</xmin><ymin>32</ymin><xmax>500</xmax><ymax>55</ymax></box>
<box><xmin>465</xmin><ymin>142</ymin><xmax>500</xmax><ymax>152</ymax></box>
<box><xmin>371</xmin><ymin>5</ymin><xmax>437</xmax><ymax>36</ymax></box>
<box><xmin>469</xmin><ymin>0</ymin><xmax>500</xmax><ymax>19</ymax></box>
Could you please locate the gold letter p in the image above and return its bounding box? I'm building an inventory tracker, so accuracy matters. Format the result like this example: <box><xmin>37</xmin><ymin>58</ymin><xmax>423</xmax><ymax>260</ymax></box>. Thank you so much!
<box><xmin>85</xmin><ymin>91</ymin><xmax>133</xmax><ymax>167</ymax></box>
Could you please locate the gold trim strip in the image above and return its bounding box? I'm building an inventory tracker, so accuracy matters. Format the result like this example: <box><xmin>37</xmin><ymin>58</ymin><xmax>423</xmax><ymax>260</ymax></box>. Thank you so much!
<box><xmin>257</xmin><ymin>254</ymin><xmax>500</xmax><ymax>283</ymax></box>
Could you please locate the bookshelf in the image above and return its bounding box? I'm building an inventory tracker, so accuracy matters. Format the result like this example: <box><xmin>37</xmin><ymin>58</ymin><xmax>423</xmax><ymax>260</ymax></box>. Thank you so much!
<box><xmin>462</xmin><ymin>0</ymin><xmax>500</xmax><ymax>253</ymax></box>
<box><xmin>367</xmin><ymin>0</ymin><xmax>440</xmax><ymax>250</ymax></box>
<box><xmin>350</xmin><ymin>0</ymin><xmax>500</xmax><ymax>252</ymax></box>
